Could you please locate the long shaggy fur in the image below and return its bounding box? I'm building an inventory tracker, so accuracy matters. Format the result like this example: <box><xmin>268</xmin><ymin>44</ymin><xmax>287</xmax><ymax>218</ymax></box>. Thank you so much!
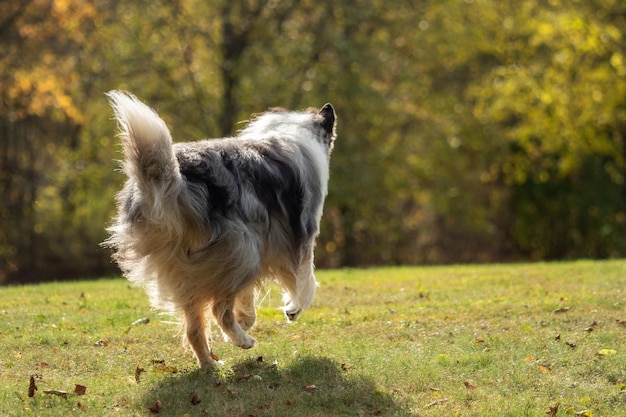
<box><xmin>104</xmin><ymin>91</ymin><xmax>336</xmax><ymax>368</ymax></box>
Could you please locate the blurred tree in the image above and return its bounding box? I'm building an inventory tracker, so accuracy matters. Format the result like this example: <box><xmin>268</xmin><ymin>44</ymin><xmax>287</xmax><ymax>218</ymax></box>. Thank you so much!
<box><xmin>469</xmin><ymin>0</ymin><xmax>626</xmax><ymax>258</ymax></box>
<box><xmin>0</xmin><ymin>0</ymin><xmax>99</xmax><ymax>281</ymax></box>
<box><xmin>1</xmin><ymin>0</ymin><xmax>625</xmax><ymax>282</ymax></box>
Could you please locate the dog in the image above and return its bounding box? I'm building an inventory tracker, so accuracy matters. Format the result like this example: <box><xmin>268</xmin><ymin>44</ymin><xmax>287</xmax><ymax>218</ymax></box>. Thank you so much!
<box><xmin>103</xmin><ymin>91</ymin><xmax>336</xmax><ymax>368</ymax></box>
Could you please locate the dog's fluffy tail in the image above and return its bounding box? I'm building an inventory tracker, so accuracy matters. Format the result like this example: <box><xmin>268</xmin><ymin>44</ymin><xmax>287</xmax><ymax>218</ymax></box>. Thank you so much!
<box><xmin>107</xmin><ymin>90</ymin><xmax>182</xmax><ymax>223</ymax></box>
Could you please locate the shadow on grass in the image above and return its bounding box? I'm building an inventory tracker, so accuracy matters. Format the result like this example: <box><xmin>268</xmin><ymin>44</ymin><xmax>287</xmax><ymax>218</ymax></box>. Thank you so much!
<box><xmin>143</xmin><ymin>355</ymin><xmax>407</xmax><ymax>416</ymax></box>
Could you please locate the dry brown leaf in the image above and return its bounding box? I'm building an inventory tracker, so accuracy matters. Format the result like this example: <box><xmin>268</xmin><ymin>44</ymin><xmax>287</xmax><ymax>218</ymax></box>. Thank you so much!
<box><xmin>28</xmin><ymin>375</ymin><xmax>38</xmax><ymax>398</ymax></box>
<box><xmin>553</xmin><ymin>307</ymin><xmax>570</xmax><ymax>314</ymax></box>
<box><xmin>74</xmin><ymin>384</ymin><xmax>87</xmax><ymax>396</ymax></box>
<box><xmin>148</xmin><ymin>400</ymin><xmax>162</xmax><ymax>413</ymax></box>
<box><xmin>463</xmin><ymin>381</ymin><xmax>477</xmax><ymax>390</ymax></box>
<box><xmin>190</xmin><ymin>393</ymin><xmax>201</xmax><ymax>405</ymax></box>
<box><xmin>546</xmin><ymin>403</ymin><xmax>559</xmax><ymax>415</ymax></box>
<box><xmin>135</xmin><ymin>367</ymin><xmax>145</xmax><ymax>383</ymax></box>
<box><xmin>304</xmin><ymin>384</ymin><xmax>317</xmax><ymax>392</ymax></box>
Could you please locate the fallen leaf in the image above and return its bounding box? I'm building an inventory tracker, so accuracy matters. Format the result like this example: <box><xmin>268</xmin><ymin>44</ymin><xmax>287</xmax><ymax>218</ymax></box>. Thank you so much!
<box><xmin>28</xmin><ymin>376</ymin><xmax>38</xmax><ymax>398</ymax></box>
<box><xmin>574</xmin><ymin>410</ymin><xmax>593</xmax><ymax>417</ymax></box>
<box><xmin>463</xmin><ymin>381</ymin><xmax>477</xmax><ymax>390</ymax></box>
<box><xmin>211</xmin><ymin>352</ymin><xmax>220</xmax><ymax>361</ymax></box>
<box><xmin>74</xmin><ymin>384</ymin><xmax>87</xmax><ymax>396</ymax></box>
<box><xmin>236</xmin><ymin>374</ymin><xmax>252</xmax><ymax>382</ymax></box>
<box><xmin>153</xmin><ymin>363</ymin><xmax>177</xmax><ymax>374</ymax></box>
<box><xmin>131</xmin><ymin>317</ymin><xmax>150</xmax><ymax>326</ymax></box>
<box><xmin>538</xmin><ymin>365</ymin><xmax>551</xmax><ymax>374</ymax></box>
<box><xmin>256</xmin><ymin>356</ymin><xmax>264</xmax><ymax>362</ymax></box>
<box><xmin>148</xmin><ymin>400</ymin><xmax>162</xmax><ymax>413</ymax></box>
<box><xmin>474</xmin><ymin>338</ymin><xmax>485</xmax><ymax>344</ymax></box>
<box><xmin>555</xmin><ymin>333</ymin><xmax>561</xmax><ymax>341</ymax></box>
<box><xmin>125</xmin><ymin>317</ymin><xmax>150</xmax><ymax>334</ymax></box>
<box><xmin>553</xmin><ymin>307</ymin><xmax>570</xmax><ymax>314</ymax></box>
<box><xmin>596</xmin><ymin>349</ymin><xmax>617</xmax><ymax>357</ymax></box>
<box><xmin>524</xmin><ymin>356</ymin><xmax>536</xmax><ymax>362</ymax></box>
<box><xmin>304</xmin><ymin>384</ymin><xmax>317</xmax><ymax>392</ymax></box>
<box><xmin>43</xmin><ymin>389</ymin><xmax>68</xmax><ymax>399</ymax></box>
<box><xmin>77</xmin><ymin>401</ymin><xmax>87</xmax><ymax>410</ymax></box>
<box><xmin>341</xmin><ymin>363</ymin><xmax>350</xmax><ymax>371</ymax></box>
<box><xmin>425</xmin><ymin>398</ymin><xmax>449</xmax><ymax>408</ymax></box>
<box><xmin>566</xmin><ymin>342</ymin><xmax>577</xmax><ymax>349</ymax></box>
<box><xmin>135</xmin><ymin>367</ymin><xmax>145</xmax><ymax>383</ymax></box>
<box><xmin>190</xmin><ymin>393</ymin><xmax>201</xmax><ymax>405</ymax></box>
<box><xmin>546</xmin><ymin>403</ymin><xmax>559</xmax><ymax>415</ymax></box>
<box><xmin>93</xmin><ymin>339</ymin><xmax>109</xmax><ymax>347</ymax></box>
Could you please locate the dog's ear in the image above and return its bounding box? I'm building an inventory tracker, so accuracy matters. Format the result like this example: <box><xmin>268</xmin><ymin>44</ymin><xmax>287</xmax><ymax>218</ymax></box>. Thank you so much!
<box><xmin>319</xmin><ymin>103</ymin><xmax>336</xmax><ymax>134</ymax></box>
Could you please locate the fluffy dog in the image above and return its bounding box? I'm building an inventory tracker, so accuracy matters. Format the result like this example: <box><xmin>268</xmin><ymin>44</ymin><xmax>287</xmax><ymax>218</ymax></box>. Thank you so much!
<box><xmin>104</xmin><ymin>91</ymin><xmax>336</xmax><ymax>368</ymax></box>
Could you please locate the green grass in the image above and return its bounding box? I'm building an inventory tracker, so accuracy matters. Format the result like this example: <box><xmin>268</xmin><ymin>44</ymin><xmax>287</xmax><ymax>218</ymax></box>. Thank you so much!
<box><xmin>1</xmin><ymin>260</ymin><xmax>625</xmax><ymax>416</ymax></box>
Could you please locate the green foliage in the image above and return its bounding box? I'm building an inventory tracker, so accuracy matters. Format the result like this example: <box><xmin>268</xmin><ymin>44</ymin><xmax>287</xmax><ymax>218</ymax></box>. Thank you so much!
<box><xmin>1</xmin><ymin>262</ymin><xmax>625</xmax><ymax>416</ymax></box>
<box><xmin>1</xmin><ymin>0</ymin><xmax>625</xmax><ymax>281</ymax></box>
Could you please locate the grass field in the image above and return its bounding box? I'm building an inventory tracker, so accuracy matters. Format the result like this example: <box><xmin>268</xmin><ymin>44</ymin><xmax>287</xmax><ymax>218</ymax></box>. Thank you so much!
<box><xmin>1</xmin><ymin>261</ymin><xmax>624</xmax><ymax>416</ymax></box>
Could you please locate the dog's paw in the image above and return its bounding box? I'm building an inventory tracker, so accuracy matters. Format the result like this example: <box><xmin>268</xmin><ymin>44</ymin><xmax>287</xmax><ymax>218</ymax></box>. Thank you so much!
<box><xmin>236</xmin><ymin>334</ymin><xmax>256</xmax><ymax>349</ymax></box>
<box><xmin>223</xmin><ymin>333</ymin><xmax>256</xmax><ymax>349</ymax></box>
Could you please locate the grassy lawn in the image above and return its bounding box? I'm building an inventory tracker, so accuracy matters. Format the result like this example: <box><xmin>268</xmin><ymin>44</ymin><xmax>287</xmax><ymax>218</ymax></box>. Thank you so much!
<box><xmin>1</xmin><ymin>260</ymin><xmax>624</xmax><ymax>416</ymax></box>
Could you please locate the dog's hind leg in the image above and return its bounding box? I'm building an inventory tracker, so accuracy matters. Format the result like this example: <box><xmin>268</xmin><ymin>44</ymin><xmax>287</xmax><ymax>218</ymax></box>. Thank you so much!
<box><xmin>183</xmin><ymin>304</ymin><xmax>217</xmax><ymax>369</ymax></box>
<box><xmin>280</xmin><ymin>249</ymin><xmax>318</xmax><ymax>322</ymax></box>
<box><xmin>234</xmin><ymin>285</ymin><xmax>257</xmax><ymax>331</ymax></box>
<box><xmin>212</xmin><ymin>298</ymin><xmax>256</xmax><ymax>349</ymax></box>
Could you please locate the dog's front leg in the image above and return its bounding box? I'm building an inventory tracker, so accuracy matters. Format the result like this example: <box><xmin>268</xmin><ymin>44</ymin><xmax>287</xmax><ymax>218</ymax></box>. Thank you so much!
<box><xmin>183</xmin><ymin>304</ymin><xmax>217</xmax><ymax>368</ymax></box>
<box><xmin>213</xmin><ymin>298</ymin><xmax>256</xmax><ymax>349</ymax></box>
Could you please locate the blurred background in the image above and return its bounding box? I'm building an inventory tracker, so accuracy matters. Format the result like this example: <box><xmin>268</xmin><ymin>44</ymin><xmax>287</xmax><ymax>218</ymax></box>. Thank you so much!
<box><xmin>1</xmin><ymin>0</ymin><xmax>625</xmax><ymax>284</ymax></box>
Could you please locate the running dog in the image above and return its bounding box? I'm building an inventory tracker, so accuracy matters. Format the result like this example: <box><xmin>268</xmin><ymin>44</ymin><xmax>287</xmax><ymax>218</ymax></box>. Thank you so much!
<box><xmin>103</xmin><ymin>91</ymin><xmax>336</xmax><ymax>368</ymax></box>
